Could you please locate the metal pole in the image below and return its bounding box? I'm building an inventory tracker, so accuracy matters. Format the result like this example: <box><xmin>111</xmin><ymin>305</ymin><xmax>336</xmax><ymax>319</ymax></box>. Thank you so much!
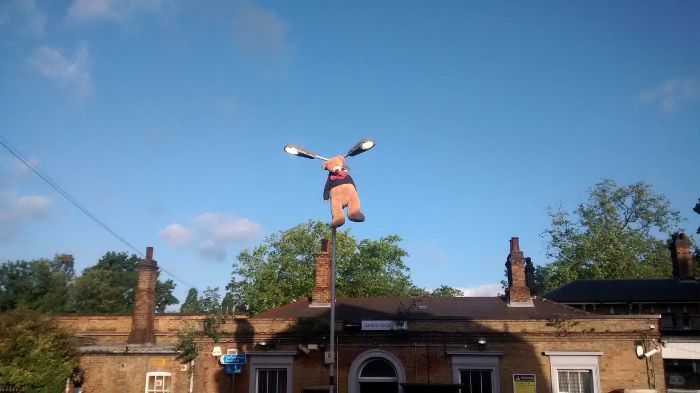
<box><xmin>329</xmin><ymin>227</ymin><xmax>336</xmax><ymax>393</ymax></box>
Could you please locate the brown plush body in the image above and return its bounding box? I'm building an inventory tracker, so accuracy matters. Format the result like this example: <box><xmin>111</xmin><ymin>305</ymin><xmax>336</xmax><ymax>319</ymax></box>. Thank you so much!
<box><xmin>322</xmin><ymin>156</ymin><xmax>365</xmax><ymax>228</ymax></box>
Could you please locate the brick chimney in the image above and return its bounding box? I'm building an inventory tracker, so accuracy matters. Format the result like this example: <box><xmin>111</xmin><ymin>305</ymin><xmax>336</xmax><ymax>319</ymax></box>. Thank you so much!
<box><xmin>505</xmin><ymin>237</ymin><xmax>533</xmax><ymax>307</ymax></box>
<box><xmin>310</xmin><ymin>239</ymin><xmax>331</xmax><ymax>307</ymax></box>
<box><xmin>128</xmin><ymin>247</ymin><xmax>158</xmax><ymax>344</ymax></box>
<box><xmin>670</xmin><ymin>233</ymin><xmax>695</xmax><ymax>281</ymax></box>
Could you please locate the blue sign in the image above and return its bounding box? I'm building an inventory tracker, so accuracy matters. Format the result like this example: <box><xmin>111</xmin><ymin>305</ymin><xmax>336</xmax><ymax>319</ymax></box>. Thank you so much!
<box><xmin>223</xmin><ymin>363</ymin><xmax>243</xmax><ymax>375</ymax></box>
<box><xmin>220</xmin><ymin>354</ymin><xmax>247</xmax><ymax>365</ymax></box>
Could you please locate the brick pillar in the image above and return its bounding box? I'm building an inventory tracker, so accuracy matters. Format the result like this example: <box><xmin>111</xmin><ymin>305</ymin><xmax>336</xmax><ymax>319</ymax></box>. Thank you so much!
<box><xmin>311</xmin><ymin>239</ymin><xmax>331</xmax><ymax>307</ymax></box>
<box><xmin>128</xmin><ymin>247</ymin><xmax>158</xmax><ymax>344</ymax></box>
<box><xmin>670</xmin><ymin>233</ymin><xmax>695</xmax><ymax>281</ymax></box>
<box><xmin>505</xmin><ymin>237</ymin><xmax>533</xmax><ymax>306</ymax></box>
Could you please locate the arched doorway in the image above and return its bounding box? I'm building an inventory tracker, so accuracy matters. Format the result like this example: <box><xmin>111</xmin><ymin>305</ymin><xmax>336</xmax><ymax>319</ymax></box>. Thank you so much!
<box><xmin>348</xmin><ymin>350</ymin><xmax>405</xmax><ymax>393</ymax></box>
<box><xmin>358</xmin><ymin>358</ymin><xmax>398</xmax><ymax>393</ymax></box>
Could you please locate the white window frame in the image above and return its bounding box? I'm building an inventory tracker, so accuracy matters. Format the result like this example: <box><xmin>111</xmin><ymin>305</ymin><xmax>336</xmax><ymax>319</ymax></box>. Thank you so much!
<box><xmin>449</xmin><ymin>352</ymin><xmax>501</xmax><ymax>393</ymax></box>
<box><xmin>348</xmin><ymin>349</ymin><xmax>406</xmax><ymax>393</ymax></box>
<box><xmin>145</xmin><ymin>371</ymin><xmax>171</xmax><ymax>393</ymax></box>
<box><xmin>247</xmin><ymin>351</ymin><xmax>295</xmax><ymax>393</ymax></box>
<box><xmin>545</xmin><ymin>352</ymin><xmax>602</xmax><ymax>393</ymax></box>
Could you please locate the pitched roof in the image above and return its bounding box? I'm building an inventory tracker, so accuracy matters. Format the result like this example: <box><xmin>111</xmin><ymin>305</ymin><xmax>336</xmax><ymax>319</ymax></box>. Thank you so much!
<box><xmin>542</xmin><ymin>279</ymin><xmax>700</xmax><ymax>303</ymax></box>
<box><xmin>253</xmin><ymin>296</ymin><xmax>609</xmax><ymax>320</ymax></box>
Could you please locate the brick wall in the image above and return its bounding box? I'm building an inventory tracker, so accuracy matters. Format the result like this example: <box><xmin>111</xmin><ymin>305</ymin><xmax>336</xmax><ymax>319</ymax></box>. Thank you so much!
<box><xmin>56</xmin><ymin>313</ymin><xmax>664</xmax><ymax>393</ymax></box>
<box><xmin>78</xmin><ymin>353</ymin><xmax>189</xmax><ymax>392</ymax></box>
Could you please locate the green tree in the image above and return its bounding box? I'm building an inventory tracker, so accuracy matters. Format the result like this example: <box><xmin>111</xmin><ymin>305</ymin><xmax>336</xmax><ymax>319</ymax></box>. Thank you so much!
<box><xmin>430</xmin><ymin>285</ymin><xmax>465</xmax><ymax>297</ymax></box>
<box><xmin>72</xmin><ymin>251</ymin><xmax>178</xmax><ymax>313</ymax></box>
<box><xmin>228</xmin><ymin>220</ymin><xmax>415</xmax><ymax>315</ymax></box>
<box><xmin>0</xmin><ymin>254</ymin><xmax>75</xmax><ymax>313</ymax></box>
<box><xmin>535</xmin><ymin>179</ymin><xmax>682</xmax><ymax>293</ymax></box>
<box><xmin>220</xmin><ymin>292</ymin><xmax>237</xmax><ymax>314</ymax></box>
<box><xmin>0</xmin><ymin>307</ymin><xmax>79</xmax><ymax>393</ymax></box>
<box><xmin>199</xmin><ymin>287</ymin><xmax>221</xmax><ymax>314</ymax></box>
<box><xmin>180</xmin><ymin>288</ymin><xmax>200</xmax><ymax>313</ymax></box>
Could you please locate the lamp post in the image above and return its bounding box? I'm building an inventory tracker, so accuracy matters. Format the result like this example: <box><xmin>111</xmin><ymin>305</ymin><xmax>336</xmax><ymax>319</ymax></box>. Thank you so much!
<box><xmin>283</xmin><ymin>139</ymin><xmax>375</xmax><ymax>393</ymax></box>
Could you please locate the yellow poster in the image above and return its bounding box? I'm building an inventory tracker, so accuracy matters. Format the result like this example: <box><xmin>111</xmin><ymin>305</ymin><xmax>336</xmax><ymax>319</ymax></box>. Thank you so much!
<box><xmin>513</xmin><ymin>374</ymin><xmax>536</xmax><ymax>393</ymax></box>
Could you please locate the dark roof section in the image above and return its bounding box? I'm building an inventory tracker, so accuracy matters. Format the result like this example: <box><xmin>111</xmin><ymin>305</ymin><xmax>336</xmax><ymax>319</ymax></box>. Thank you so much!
<box><xmin>543</xmin><ymin>279</ymin><xmax>700</xmax><ymax>303</ymax></box>
<box><xmin>254</xmin><ymin>296</ymin><xmax>618</xmax><ymax>320</ymax></box>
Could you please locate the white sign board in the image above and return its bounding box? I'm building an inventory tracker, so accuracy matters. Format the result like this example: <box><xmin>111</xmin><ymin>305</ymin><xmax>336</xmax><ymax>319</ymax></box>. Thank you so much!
<box><xmin>361</xmin><ymin>320</ymin><xmax>407</xmax><ymax>331</ymax></box>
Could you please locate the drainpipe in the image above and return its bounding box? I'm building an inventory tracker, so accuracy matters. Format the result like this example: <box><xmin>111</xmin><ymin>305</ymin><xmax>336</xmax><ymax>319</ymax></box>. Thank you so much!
<box><xmin>189</xmin><ymin>360</ymin><xmax>194</xmax><ymax>393</ymax></box>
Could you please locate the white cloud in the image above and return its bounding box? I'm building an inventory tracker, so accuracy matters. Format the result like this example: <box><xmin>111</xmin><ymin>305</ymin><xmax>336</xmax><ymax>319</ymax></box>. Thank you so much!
<box><xmin>232</xmin><ymin>0</ymin><xmax>293</xmax><ymax>60</ymax></box>
<box><xmin>194</xmin><ymin>212</ymin><xmax>261</xmax><ymax>243</ymax></box>
<box><xmin>67</xmin><ymin>0</ymin><xmax>168</xmax><ymax>22</ymax></box>
<box><xmin>158</xmin><ymin>212</ymin><xmax>261</xmax><ymax>261</ymax></box>
<box><xmin>159</xmin><ymin>223</ymin><xmax>192</xmax><ymax>247</ymax></box>
<box><xmin>0</xmin><ymin>193</ymin><xmax>53</xmax><ymax>242</ymax></box>
<box><xmin>456</xmin><ymin>283</ymin><xmax>502</xmax><ymax>297</ymax></box>
<box><xmin>0</xmin><ymin>0</ymin><xmax>46</xmax><ymax>36</ymax></box>
<box><xmin>639</xmin><ymin>78</ymin><xmax>700</xmax><ymax>113</ymax></box>
<box><xmin>29</xmin><ymin>42</ymin><xmax>93</xmax><ymax>99</ymax></box>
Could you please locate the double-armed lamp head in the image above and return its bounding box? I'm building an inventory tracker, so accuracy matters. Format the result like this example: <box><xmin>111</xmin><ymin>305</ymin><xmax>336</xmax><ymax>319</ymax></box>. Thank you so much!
<box><xmin>283</xmin><ymin>139</ymin><xmax>375</xmax><ymax>161</ymax></box>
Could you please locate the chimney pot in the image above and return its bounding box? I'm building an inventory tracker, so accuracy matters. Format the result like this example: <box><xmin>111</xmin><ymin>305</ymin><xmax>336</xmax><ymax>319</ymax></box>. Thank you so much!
<box><xmin>510</xmin><ymin>237</ymin><xmax>520</xmax><ymax>252</ymax></box>
<box><xmin>146</xmin><ymin>247</ymin><xmax>153</xmax><ymax>261</ymax></box>
<box><xmin>321</xmin><ymin>239</ymin><xmax>329</xmax><ymax>253</ymax></box>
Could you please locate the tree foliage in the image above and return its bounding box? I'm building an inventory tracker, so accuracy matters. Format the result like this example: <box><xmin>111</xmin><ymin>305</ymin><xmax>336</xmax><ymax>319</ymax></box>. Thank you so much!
<box><xmin>1</xmin><ymin>251</ymin><xmax>178</xmax><ymax>314</ymax></box>
<box><xmin>535</xmin><ymin>179</ymin><xmax>682</xmax><ymax>293</ymax></box>
<box><xmin>228</xmin><ymin>220</ymin><xmax>416</xmax><ymax>315</ymax></box>
<box><xmin>71</xmin><ymin>251</ymin><xmax>178</xmax><ymax>313</ymax></box>
<box><xmin>180</xmin><ymin>288</ymin><xmax>200</xmax><ymax>313</ymax></box>
<box><xmin>0</xmin><ymin>307</ymin><xmax>79</xmax><ymax>393</ymax></box>
<box><xmin>430</xmin><ymin>285</ymin><xmax>465</xmax><ymax>297</ymax></box>
<box><xmin>0</xmin><ymin>254</ymin><xmax>75</xmax><ymax>313</ymax></box>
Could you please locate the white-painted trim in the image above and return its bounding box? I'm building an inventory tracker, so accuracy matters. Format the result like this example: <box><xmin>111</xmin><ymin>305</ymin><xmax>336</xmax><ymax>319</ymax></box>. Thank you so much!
<box><xmin>348</xmin><ymin>349</ymin><xmax>406</xmax><ymax>393</ymax></box>
<box><xmin>548</xmin><ymin>354</ymin><xmax>601</xmax><ymax>393</ymax></box>
<box><xmin>544</xmin><ymin>351</ymin><xmax>603</xmax><ymax>356</ymax></box>
<box><xmin>450</xmin><ymin>354</ymin><xmax>501</xmax><ymax>393</ymax></box>
<box><xmin>145</xmin><ymin>372</ymin><xmax>172</xmax><ymax>393</ymax></box>
<box><xmin>248</xmin><ymin>352</ymin><xmax>294</xmax><ymax>393</ymax></box>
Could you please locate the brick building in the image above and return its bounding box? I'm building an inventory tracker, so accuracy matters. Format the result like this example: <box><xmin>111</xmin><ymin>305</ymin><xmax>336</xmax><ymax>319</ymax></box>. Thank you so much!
<box><xmin>57</xmin><ymin>238</ymin><xmax>666</xmax><ymax>393</ymax></box>
<box><xmin>543</xmin><ymin>233</ymin><xmax>700</xmax><ymax>393</ymax></box>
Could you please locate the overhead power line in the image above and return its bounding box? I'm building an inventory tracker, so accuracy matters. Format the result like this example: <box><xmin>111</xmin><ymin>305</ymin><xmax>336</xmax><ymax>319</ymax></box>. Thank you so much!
<box><xmin>0</xmin><ymin>135</ymin><xmax>193</xmax><ymax>289</ymax></box>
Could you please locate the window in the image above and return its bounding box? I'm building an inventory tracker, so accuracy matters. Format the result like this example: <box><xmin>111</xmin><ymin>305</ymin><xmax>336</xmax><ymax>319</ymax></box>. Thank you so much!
<box><xmin>257</xmin><ymin>369</ymin><xmax>288</xmax><ymax>393</ymax></box>
<box><xmin>557</xmin><ymin>370</ymin><xmax>592</xmax><ymax>393</ymax></box>
<box><xmin>545</xmin><ymin>352</ymin><xmax>601</xmax><ymax>393</ymax></box>
<box><xmin>145</xmin><ymin>372</ymin><xmax>171</xmax><ymax>393</ymax></box>
<box><xmin>247</xmin><ymin>351</ymin><xmax>295</xmax><ymax>393</ymax></box>
<box><xmin>460</xmin><ymin>369</ymin><xmax>493</xmax><ymax>393</ymax></box>
<box><xmin>449</xmin><ymin>353</ymin><xmax>501</xmax><ymax>393</ymax></box>
<box><xmin>358</xmin><ymin>358</ymin><xmax>399</xmax><ymax>393</ymax></box>
<box><xmin>348</xmin><ymin>350</ymin><xmax>406</xmax><ymax>393</ymax></box>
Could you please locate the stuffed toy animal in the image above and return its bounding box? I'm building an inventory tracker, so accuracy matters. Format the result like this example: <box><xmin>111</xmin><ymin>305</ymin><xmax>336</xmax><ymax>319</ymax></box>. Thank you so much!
<box><xmin>322</xmin><ymin>156</ymin><xmax>365</xmax><ymax>228</ymax></box>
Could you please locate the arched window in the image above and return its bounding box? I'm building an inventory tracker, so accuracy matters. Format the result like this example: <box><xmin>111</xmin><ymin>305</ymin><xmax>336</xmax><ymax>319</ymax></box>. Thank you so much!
<box><xmin>358</xmin><ymin>358</ymin><xmax>398</xmax><ymax>393</ymax></box>
<box><xmin>349</xmin><ymin>350</ymin><xmax>405</xmax><ymax>393</ymax></box>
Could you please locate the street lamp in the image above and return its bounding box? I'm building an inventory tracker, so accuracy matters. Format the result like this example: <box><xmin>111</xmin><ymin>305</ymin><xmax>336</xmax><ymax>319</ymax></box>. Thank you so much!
<box><xmin>283</xmin><ymin>139</ymin><xmax>375</xmax><ymax>393</ymax></box>
<box><xmin>283</xmin><ymin>144</ymin><xmax>329</xmax><ymax>161</ymax></box>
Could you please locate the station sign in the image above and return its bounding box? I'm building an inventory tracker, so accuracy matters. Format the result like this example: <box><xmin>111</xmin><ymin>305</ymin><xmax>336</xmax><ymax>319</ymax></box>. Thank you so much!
<box><xmin>220</xmin><ymin>354</ymin><xmax>247</xmax><ymax>365</ymax></box>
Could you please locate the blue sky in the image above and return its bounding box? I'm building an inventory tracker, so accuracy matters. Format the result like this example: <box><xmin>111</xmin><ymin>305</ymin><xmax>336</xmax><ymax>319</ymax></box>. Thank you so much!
<box><xmin>1</xmin><ymin>0</ymin><xmax>698</xmax><ymax>307</ymax></box>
